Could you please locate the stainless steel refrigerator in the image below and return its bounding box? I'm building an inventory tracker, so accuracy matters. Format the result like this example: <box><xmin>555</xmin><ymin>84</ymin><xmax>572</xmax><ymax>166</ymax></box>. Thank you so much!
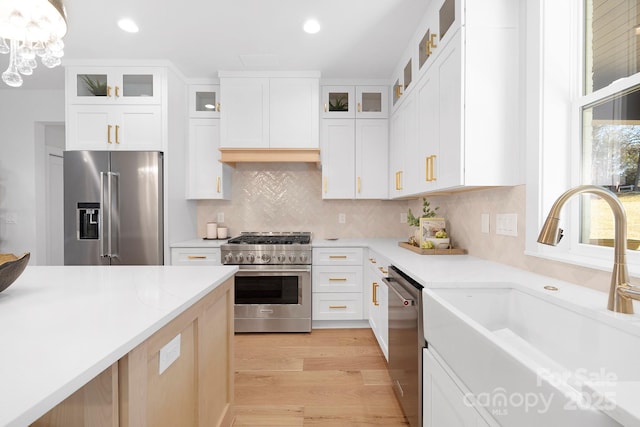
<box><xmin>63</xmin><ymin>151</ymin><xmax>164</xmax><ymax>265</ymax></box>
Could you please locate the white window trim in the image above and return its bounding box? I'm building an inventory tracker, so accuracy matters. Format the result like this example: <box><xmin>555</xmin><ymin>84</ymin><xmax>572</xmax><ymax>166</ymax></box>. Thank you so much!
<box><xmin>524</xmin><ymin>0</ymin><xmax>640</xmax><ymax>278</ymax></box>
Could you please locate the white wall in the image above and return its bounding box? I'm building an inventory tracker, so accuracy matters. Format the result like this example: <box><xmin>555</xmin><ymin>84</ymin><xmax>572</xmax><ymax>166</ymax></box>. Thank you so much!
<box><xmin>0</xmin><ymin>89</ymin><xmax>65</xmax><ymax>263</ymax></box>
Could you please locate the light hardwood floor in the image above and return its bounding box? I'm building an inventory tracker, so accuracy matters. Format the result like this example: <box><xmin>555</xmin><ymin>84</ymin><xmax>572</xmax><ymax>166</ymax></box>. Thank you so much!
<box><xmin>233</xmin><ymin>328</ymin><xmax>409</xmax><ymax>426</ymax></box>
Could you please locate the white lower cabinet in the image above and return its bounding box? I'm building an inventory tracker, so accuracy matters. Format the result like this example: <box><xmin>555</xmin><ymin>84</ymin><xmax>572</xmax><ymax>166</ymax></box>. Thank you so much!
<box><xmin>423</xmin><ymin>348</ymin><xmax>492</xmax><ymax>427</ymax></box>
<box><xmin>170</xmin><ymin>247</ymin><xmax>221</xmax><ymax>266</ymax></box>
<box><xmin>312</xmin><ymin>247</ymin><xmax>364</xmax><ymax>321</ymax></box>
<box><xmin>365</xmin><ymin>250</ymin><xmax>389</xmax><ymax>360</ymax></box>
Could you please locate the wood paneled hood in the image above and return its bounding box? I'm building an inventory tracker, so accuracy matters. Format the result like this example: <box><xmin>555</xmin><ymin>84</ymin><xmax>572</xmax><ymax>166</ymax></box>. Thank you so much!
<box><xmin>219</xmin><ymin>148</ymin><xmax>321</xmax><ymax>166</ymax></box>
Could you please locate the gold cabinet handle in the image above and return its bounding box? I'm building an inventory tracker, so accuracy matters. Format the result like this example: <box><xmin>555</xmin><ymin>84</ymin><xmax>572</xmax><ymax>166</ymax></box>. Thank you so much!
<box><xmin>115</xmin><ymin>125</ymin><xmax>120</xmax><ymax>144</ymax></box>
<box><xmin>324</xmin><ymin>103</ymin><xmax>328</xmax><ymax>113</ymax></box>
<box><xmin>378</xmin><ymin>266</ymin><xmax>388</xmax><ymax>275</ymax></box>
<box><xmin>107</xmin><ymin>124</ymin><xmax>113</xmax><ymax>144</ymax></box>
<box><xmin>395</xmin><ymin>171</ymin><xmax>403</xmax><ymax>190</ymax></box>
<box><xmin>357</xmin><ymin>102</ymin><xmax>361</xmax><ymax>113</ymax></box>
<box><xmin>115</xmin><ymin>85</ymin><xmax>120</xmax><ymax>98</ymax></box>
<box><xmin>216</xmin><ymin>102</ymin><xmax>221</xmax><ymax>112</ymax></box>
<box><xmin>428</xmin><ymin>155</ymin><xmax>437</xmax><ymax>181</ymax></box>
<box><xmin>394</xmin><ymin>85</ymin><xmax>403</xmax><ymax>98</ymax></box>
<box><xmin>329</xmin><ymin>277</ymin><xmax>347</xmax><ymax>282</ymax></box>
<box><xmin>188</xmin><ymin>255</ymin><xmax>207</xmax><ymax>259</ymax></box>
<box><xmin>216</xmin><ymin>176</ymin><xmax>221</xmax><ymax>193</ymax></box>
<box><xmin>357</xmin><ymin>176</ymin><xmax>361</xmax><ymax>193</ymax></box>
<box><xmin>373</xmin><ymin>282</ymin><xmax>379</xmax><ymax>306</ymax></box>
<box><xmin>369</xmin><ymin>258</ymin><xmax>377</xmax><ymax>264</ymax></box>
<box><xmin>107</xmin><ymin>85</ymin><xmax>112</xmax><ymax>97</ymax></box>
<box><xmin>426</xmin><ymin>33</ymin><xmax>438</xmax><ymax>56</ymax></box>
<box><xmin>329</xmin><ymin>255</ymin><xmax>347</xmax><ymax>259</ymax></box>
<box><xmin>323</xmin><ymin>176</ymin><xmax>328</xmax><ymax>193</ymax></box>
<box><xmin>329</xmin><ymin>305</ymin><xmax>347</xmax><ymax>309</ymax></box>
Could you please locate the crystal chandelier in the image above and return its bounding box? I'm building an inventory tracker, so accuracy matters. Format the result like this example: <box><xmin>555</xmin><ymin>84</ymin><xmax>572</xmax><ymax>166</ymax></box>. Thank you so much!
<box><xmin>0</xmin><ymin>0</ymin><xmax>67</xmax><ymax>87</ymax></box>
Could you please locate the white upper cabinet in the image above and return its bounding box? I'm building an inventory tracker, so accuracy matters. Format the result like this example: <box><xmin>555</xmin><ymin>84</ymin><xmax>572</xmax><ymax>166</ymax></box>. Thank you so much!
<box><xmin>219</xmin><ymin>72</ymin><xmax>320</xmax><ymax>149</ymax></box>
<box><xmin>321</xmin><ymin>118</ymin><xmax>388</xmax><ymax>200</ymax></box>
<box><xmin>389</xmin><ymin>0</ymin><xmax>521</xmax><ymax>196</ymax></box>
<box><xmin>186</xmin><ymin>118</ymin><xmax>231</xmax><ymax>200</ymax></box>
<box><xmin>66</xmin><ymin>67</ymin><xmax>162</xmax><ymax>105</ymax></box>
<box><xmin>65</xmin><ymin>66</ymin><xmax>164</xmax><ymax>151</ymax></box>
<box><xmin>322</xmin><ymin>85</ymin><xmax>388</xmax><ymax>119</ymax></box>
<box><xmin>189</xmin><ymin>84</ymin><xmax>220</xmax><ymax>118</ymax></box>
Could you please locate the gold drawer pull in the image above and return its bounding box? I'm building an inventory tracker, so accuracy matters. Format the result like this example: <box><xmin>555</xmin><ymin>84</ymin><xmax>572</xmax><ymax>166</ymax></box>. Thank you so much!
<box><xmin>107</xmin><ymin>125</ymin><xmax>113</xmax><ymax>144</ymax></box>
<box><xmin>329</xmin><ymin>255</ymin><xmax>347</xmax><ymax>259</ymax></box>
<box><xmin>115</xmin><ymin>125</ymin><xmax>120</xmax><ymax>144</ymax></box>
<box><xmin>216</xmin><ymin>176</ymin><xmax>221</xmax><ymax>193</ymax></box>
<box><xmin>329</xmin><ymin>305</ymin><xmax>347</xmax><ymax>309</ymax></box>
<box><xmin>188</xmin><ymin>255</ymin><xmax>207</xmax><ymax>259</ymax></box>
<box><xmin>378</xmin><ymin>266</ymin><xmax>388</xmax><ymax>274</ymax></box>
<box><xmin>369</xmin><ymin>258</ymin><xmax>377</xmax><ymax>263</ymax></box>
<box><xmin>329</xmin><ymin>278</ymin><xmax>347</xmax><ymax>281</ymax></box>
<box><xmin>115</xmin><ymin>85</ymin><xmax>120</xmax><ymax>97</ymax></box>
<box><xmin>107</xmin><ymin>85</ymin><xmax>112</xmax><ymax>97</ymax></box>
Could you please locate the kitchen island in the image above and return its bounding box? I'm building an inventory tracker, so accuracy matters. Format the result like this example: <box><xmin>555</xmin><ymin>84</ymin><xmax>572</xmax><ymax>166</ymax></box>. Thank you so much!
<box><xmin>0</xmin><ymin>265</ymin><xmax>238</xmax><ymax>427</ymax></box>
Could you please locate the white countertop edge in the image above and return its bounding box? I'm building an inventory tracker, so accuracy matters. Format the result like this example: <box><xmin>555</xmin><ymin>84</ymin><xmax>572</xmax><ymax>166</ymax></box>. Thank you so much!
<box><xmin>1</xmin><ymin>265</ymin><xmax>238</xmax><ymax>427</ymax></box>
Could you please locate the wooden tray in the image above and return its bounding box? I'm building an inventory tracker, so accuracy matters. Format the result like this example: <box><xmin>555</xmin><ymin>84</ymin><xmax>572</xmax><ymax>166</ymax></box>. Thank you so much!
<box><xmin>398</xmin><ymin>242</ymin><xmax>467</xmax><ymax>255</ymax></box>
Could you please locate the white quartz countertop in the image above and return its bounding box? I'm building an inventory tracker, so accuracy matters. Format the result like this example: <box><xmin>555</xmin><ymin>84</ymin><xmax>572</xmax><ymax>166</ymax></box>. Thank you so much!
<box><xmin>0</xmin><ymin>265</ymin><xmax>238</xmax><ymax>427</ymax></box>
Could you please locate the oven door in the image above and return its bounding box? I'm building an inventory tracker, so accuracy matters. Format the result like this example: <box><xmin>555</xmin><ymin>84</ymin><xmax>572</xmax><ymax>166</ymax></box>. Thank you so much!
<box><xmin>234</xmin><ymin>265</ymin><xmax>312</xmax><ymax>332</ymax></box>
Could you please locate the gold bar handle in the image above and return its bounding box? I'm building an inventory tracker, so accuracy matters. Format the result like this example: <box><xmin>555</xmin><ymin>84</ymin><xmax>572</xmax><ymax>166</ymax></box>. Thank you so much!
<box><xmin>357</xmin><ymin>176</ymin><xmax>361</xmax><ymax>193</ymax></box>
<box><xmin>373</xmin><ymin>282</ymin><xmax>379</xmax><ymax>306</ymax></box>
<box><xmin>115</xmin><ymin>125</ymin><xmax>120</xmax><ymax>144</ymax></box>
<box><xmin>329</xmin><ymin>305</ymin><xmax>347</xmax><ymax>309</ymax></box>
<box><xmin>115</xmin><ymin>85</ymin><xmax>120</xmax><ymax>98</ymax></box>
<box><xmin>188</xmin><ymin>255</ymin><xmax>207</xmax><ymax>259</ymax></box>
<box><xmin>329</xmin><ymin>255</ymin><xmax>348</xmax><ymax>259</ymax></box>
<box><xmin>323</xmin><ymin>176</ymin><xmax>327</xmax><ymax>193</ymax></box>
<box><xmin>426</xmin><ymin>33</ymin><xmax>438</xmax><ymax>56</ymax></box>
<box><xmin>357</xmin><ymin>102</ymin><xmax>361</xmax><ymax>112</ymax></box>
<box><xmin>216</xmin><ymin>102</ymin><xmax>221</xmax><ymax>112</ymax></box>
<box><xmin>428</xmin><ymin>155</ymin><xmax>437</xmax><ymax>181</ymax></box>
<box><xmin>329</xmin><ymin>278</ymin><xmax>347</xmax><ymax>282</ymax></box>
<box><xmin>107</xmin><ymin>85</ymin><xmax>112</xmax><ymax>97</ymax></box>
<box><xmin>324</xmin><ymin>103</ymin><xmax>328</xmax><ymax>113</ymax></box>
<box><xmin>107</xmin><ymin>125</ymin><xmax>113</xmax><ymax>144</ymax></box>
<box><xmin>394</xmin><ymin>85</ymin><xmax>403</xmax><ymax>98</ymax></box>
<box><xmin>425</xmin><ymin>157</ymin><xmax>430</xmax><ymax>182</ymax></box>
<box><xmin>369</xmin><ymin>258</ymin><xmax>377</xmax><ymax>263</ymax></box>
<box><xmin>378</xmin><ymin>266</ymin><xmax>388</xmax><ymax>275</ymax></box>
<box><xmin>395</xmin><ymin>171</ymin><xmax>403</xmax><ymax>190</ymax></box>
<box><xmin>216</xmin><ymin>176</ymin><xmax>221</xmax><ymax>193</ymax></box>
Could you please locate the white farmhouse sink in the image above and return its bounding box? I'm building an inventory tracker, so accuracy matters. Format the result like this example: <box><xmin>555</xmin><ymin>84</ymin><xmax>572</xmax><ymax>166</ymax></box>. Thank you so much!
<box><xmin>424</xmin><ymin>284</ymin><xmax>640</xmax><ymax>427</ymax></box>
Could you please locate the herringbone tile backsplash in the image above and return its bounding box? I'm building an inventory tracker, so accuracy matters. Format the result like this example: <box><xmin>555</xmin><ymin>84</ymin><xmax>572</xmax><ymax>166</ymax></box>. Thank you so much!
<box><xmin>196</xmin><ymin>163</ymin><xmax>412</xmax><ymax>240</ymax></box>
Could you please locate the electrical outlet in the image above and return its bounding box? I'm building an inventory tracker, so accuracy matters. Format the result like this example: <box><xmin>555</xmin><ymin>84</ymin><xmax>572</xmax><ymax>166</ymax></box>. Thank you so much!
<box><xmin>400</xmin><ymin>212</ymin><xmax>407</xmax><ymax>223</ymax></box>
<box><xmin>481</xmin><ymin>213</ymin><xmax>490</xmax><ymax>234</ymax></box>
<box><xmin>338</xmin><ymin>213</ymin><xmax>346</xmax><ymax>224</ymax></box>
<box><xmin>158</xmin><ymin>333</ymin><xmax>181</xmax><ymax>375</ymax></box>
<box><xmin>496</xmin><ymin>213</ymin><xmax>518</xmax><ymax>236</ymax></box>
<box><xmin>217</xmin><ymin>212</ymin><xmax>224</xmax><ymax>223</ymax></box>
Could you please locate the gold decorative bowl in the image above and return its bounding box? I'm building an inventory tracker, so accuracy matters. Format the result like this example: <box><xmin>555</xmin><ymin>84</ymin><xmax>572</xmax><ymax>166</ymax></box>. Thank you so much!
<box><xmin>0</xmin><ymin>253</ymin><xmax>30</xmax><ymax>293</ymax></box>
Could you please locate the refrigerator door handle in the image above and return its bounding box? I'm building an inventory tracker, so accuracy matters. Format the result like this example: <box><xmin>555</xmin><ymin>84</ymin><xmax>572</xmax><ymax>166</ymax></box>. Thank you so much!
<box><xmin>108</xmin><ymin>172</ymin><xmax>120</xmax><ymax>258</ymax></box>
<box><xmin>100</xmin><ymin>171</ymin><xmax>109</xmax><ymax>257</ymax></box>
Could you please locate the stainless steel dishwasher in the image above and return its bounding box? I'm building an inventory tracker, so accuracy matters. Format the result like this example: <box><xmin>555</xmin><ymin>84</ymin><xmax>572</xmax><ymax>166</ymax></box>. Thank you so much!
<box><xmin>384</xmin><ymin>265</ymin><xmax>425</xmax><ymax>427</ymax></box>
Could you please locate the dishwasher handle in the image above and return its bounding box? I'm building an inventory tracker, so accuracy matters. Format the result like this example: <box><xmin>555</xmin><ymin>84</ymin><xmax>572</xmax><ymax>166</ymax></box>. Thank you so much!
<box><xmin>383</xmin><ymin>277</ymin><xmax>415</xmax><ymax>306</ymax></box>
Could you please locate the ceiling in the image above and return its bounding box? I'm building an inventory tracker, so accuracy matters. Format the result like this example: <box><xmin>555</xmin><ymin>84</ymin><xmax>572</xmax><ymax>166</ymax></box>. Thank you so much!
<box><xmin>1</xmin><ymin>0</ymin><xmax>431</xmax><ymax>90</ymax></box>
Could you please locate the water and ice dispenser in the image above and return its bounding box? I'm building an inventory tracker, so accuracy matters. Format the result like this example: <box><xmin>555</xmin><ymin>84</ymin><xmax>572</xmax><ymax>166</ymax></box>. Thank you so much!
<box><xmin>77</xmin><ymin>202</ymin><xmax>99</xmax><ymax>240</ymax></box>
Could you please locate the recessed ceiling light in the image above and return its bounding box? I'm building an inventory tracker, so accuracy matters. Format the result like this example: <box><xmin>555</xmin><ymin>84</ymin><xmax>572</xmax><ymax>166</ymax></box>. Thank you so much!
<box><xmin>303</xmin><ymin>19</ymin><xmax>320</xmax><ymax>34</ymax></box>
<box><xmin>118</xmin><ymin>18</ymin><xmax>139</xmax><ymax>33</ymax></box>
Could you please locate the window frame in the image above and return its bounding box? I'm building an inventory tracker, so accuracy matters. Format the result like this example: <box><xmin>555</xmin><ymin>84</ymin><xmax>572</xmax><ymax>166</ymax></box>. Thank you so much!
<box><xmin>524</xmin><ymin>0</ymin><xmax>640</xmax><ymax>277</ymax></box>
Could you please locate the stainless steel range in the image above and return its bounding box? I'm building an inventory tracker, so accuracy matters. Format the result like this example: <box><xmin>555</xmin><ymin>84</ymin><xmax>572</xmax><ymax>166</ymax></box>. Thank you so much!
<box><xmin>221</xmin><ymin>231</ymin><xmax>312</xmax><ymax>333</ymax></box>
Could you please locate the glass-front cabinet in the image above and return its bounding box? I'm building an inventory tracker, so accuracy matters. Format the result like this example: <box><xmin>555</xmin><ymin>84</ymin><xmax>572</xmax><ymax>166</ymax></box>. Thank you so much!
<box><xmin>189</xmin><ymin>84</ymin><xmax>220</xmax><ymax>118</ymax></box>
<box><xmin>322</xmin><ymin>85</ymin><xmax>388</xmax><ymax>118</ymax></box>
<box><xmin>66</xmin><ymin>67</ymin><xmax>162</xmax><ymax>105</ymax></box>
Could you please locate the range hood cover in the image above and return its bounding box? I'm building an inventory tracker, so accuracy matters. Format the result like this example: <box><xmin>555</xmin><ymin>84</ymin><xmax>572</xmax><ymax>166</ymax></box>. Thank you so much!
<box><xmin>219</xmin><ymin>148</ymin><xmax>320</xmax><ymax>165</ymax></box>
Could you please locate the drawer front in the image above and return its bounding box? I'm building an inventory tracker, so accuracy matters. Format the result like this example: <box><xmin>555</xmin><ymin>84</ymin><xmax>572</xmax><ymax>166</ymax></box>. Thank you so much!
<box><xmin>366</xmin><ymin>250</ymin><xmax>390</xmax><ymax>279</ymax></box>
<box><xmin>171</xmin><ymin>248</ymin><xmax>221</xmax><ymax>266</ymax></box>
<box><xmin>312</xmin><ymin>292</ymin><xmax>363</xmax><ymax>320</ymax></box>
<box><xmin>313</xmin><ymin>266</ymin><xmax>363</xmax><ymax>293</ymax></box>
<box><xmin>312</xmin><ymin>247</ymin><xmax>363</xmax><ymax>265</ymax></box>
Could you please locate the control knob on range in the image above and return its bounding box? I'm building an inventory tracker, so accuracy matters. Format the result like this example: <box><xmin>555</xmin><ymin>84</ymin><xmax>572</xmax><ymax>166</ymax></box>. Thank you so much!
<box><xmin>223</xmin><ymin>253</ymin><xmax>234</xmax><ymax>264</ymax></box>
<box><xmin>246</xmin><ymin>253</ymin><xmax>255</xmax><ymax>263</ymax></box>
<box><xmin>276</xmin><ymin>253</ymin><xmax>286</xmax><ymax>263</ymax></box>
<box><xmin>288</xmin><ymin>254</ymin><xmax>297</xmax><ymax>263</ymax></box>
<box><xmin>261</xmin><ymin>253</ymin><xmax>271</xmax><ymax>263</ymax></box>
<box><xmin>299</xmin><ymin>253</ymin><xmax>308</xmax><ymax>263</ymax></box>
<box><xmin>235</xmin><ymin>253</ymin><xmax>244</xmax><ymax>263</ymax></box>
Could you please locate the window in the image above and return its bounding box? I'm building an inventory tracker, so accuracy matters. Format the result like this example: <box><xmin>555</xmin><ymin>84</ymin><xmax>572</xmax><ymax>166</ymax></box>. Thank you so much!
<box><xmin>579</xmin><ymin>0</ymin><xmax>640</xmax><ymax>252</ymax></box>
